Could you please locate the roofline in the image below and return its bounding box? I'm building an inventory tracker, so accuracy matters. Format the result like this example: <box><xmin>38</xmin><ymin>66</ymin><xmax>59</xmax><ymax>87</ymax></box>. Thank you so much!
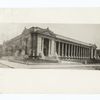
<box><xmin>3</xmin><ymin>26</ymin><xmax>97</xmax><ymax>48</ymax></box>
<box><xmin>55</xmin><ymin>34</ymin><xmax>95</xmax><ymax>47</ymax></box>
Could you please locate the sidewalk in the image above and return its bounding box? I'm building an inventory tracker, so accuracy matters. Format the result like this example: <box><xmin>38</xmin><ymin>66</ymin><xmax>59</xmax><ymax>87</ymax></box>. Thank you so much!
<box><xmin>0</xmin><ymin>59</ymin><xmax>99</xmax><ymax>69</ymax></box>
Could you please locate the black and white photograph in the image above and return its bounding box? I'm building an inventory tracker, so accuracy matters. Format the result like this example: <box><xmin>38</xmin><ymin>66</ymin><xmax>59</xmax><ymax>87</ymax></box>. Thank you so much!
<box><xmin>0</xmin><ymin>23</ymin><xmax>100</xmax><ymax>69</ymax></box>
<box><xmin>0</xmin><ymin>8</ymin><xmax>100</xmax><ymax>94</ymax></box>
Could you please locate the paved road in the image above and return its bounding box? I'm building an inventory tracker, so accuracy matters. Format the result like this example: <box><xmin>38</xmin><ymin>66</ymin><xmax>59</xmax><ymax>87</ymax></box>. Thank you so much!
<box><xmin>0</xmin><ymin>59</ymin><xmax>99</xmax><ymax>70</ymax></box>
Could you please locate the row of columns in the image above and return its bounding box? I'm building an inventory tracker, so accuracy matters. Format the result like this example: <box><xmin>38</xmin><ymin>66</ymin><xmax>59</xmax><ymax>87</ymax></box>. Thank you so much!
<box><xmin>56</xmin><ymin>41</ymin><xmax>91</xmax><ymax>59</ymax></box>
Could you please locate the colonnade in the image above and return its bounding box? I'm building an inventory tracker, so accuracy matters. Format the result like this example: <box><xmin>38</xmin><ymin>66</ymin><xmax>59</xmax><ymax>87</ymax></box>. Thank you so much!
<box><xmin>56</xmin><ymin>41</ymin><xmax>91</xmax><ymax>59</ymax></box>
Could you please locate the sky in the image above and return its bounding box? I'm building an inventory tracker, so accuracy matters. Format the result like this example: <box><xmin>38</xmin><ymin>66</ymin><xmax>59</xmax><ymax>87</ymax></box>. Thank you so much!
<box><xmin>0</xmin><ymin>8</ymin><xmax>100</xmax><ymax>48</ymax></box>
<box><xmin>0</xmin><ymin>23</ymin><xmax>100</xmax><ymax>48</ymax></box>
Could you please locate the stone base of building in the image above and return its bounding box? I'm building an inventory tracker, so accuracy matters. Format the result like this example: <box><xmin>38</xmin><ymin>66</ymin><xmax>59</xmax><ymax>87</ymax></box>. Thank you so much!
<box><xmin>1</xmin><ymin>55</ymin><xmax>100</xmax><ymax>65</ymax></box>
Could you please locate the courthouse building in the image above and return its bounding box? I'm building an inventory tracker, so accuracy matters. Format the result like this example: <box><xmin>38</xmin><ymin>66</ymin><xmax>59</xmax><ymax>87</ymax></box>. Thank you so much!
<box><xmin>2</xmin><ymin>26</ymin><xmax>97</xmax><ymax>61</ymax></box>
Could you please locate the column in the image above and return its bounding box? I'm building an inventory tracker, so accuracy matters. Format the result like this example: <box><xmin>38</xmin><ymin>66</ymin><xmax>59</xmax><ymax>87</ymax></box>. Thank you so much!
<box><xmin>86</xmin><ymin>48</ymin><xmax>88</xmax><ymax>58</ymax></box>
<box><xmin>80</xmin><ymin>47</ymin><xmax>82</xmax><ymax>58</ymax></box>
<box><xmin>37</xmin><ymin>36</ymin><xmax>41</xmax><ymax>56</ymax></box>
<box><xmin>67</xmin><ymin>44</ymin><xmax>69</xmax><ymax>57</ymax></box>
<box><xmin>68</xmin><ymin>44</ymin><xmax>70</xmax><ymax>58</ymax></box>
<box><xmin>72</xmin><ymin>45</ymin><xmax>74</xmax><ymax>58</ymax></box>
<box><xmin>51</xmin><ymin>39</ymin><xmax>55</xmax><ymax>56</ymax></box>
<box><xmin>48</xmin><ymin>39</ymin><xmax>51</xmax><ymax>56</ymax></box>
<box><xmin>62</xmin><ymin>43</ymin><xmax>64</xmax><ymax>57</ymax></box>
<box><xmin>42</xmin><ymin>38</ymin><xmax>44</xmax><ymax>56</ymax></box>
<box><xmin>58</xmin><ymin>42</ymin><xmax>60</xmax><ymax>56</ymax></box>
<box><xmin>86</xmin><ymin>48</ymin><xmax>87</xmax><ymax>58</ymax></box>
<box><xmin>73</xmin><ymin>45</ymin><xmax>75</xmax><ymax>58</ymax></box>
<box><xmin>76</xmin><ymin>46</ymin><xmax>78</xmax><ymax>58</ymax></box>
<box><xmin>82</xmin><ymin>47</ymin><xmax>84</xmax><ymax>58</ymax></box>
<box><xmin>75</xmin><ymin>46</ymin><xmax>78</xmax><ymax>58</ymax></box>
<box><xmin>54</xmin><ymin>41</ymin><xmax>56</xmax><ymax>55</ymax></box>
<box><xmin>83</xmin><ymin>48</ymin><xmax>85</xmax><ymax>58</ymax></box>
<box><xmin>85</xmin><ymin>48</ymin><xmax>87</xmax><ymax>58</ymax></box>
<box><xmin>84</xmin><ymin>48</ymin><xmax>86</xmax><ymax>58</ymax></box>
<box><xmin>79</xmin><ymin>46</ymin><xmax>81</xmax><ymax>59</ymax></box>
<box><xmin>65</xmin><ymin>43</ymin><xmax>67</xmax><ymax>57</ymax></box>
<box><xmin>91</xmin><ymin>48</ymin><xmax>93</xmax><ymax>59</ymax></box>
<box><xmin>94</xmin><ymin>49</ymin><xmax>96</xmax><ymax>59</ymax></box>
<box><xmin>89</xmin><ymin>49</ymin><xmax>90</xmax><ymax>58</ymax></box>
<box><xmin>84</xmin><ymin>48</ymin><xmax>85</xmax><ymax>58</ymax></box>
<box><xmin>87</xmin><ymin>48</ymin><xmax>89</xmax><ymax>58</ymax></box>
<box><xmin>80</xmin><ymin>47</ymin><xmax>81</xmax><ymax>58</ymax></box>
<box><xmin>78</xmin><ymin>46</ymin><xmax>80</xmax><ymax>59</ymax></box>
<box><xmin>71</xmin><ymin>44</ymin><xmax>73</xmax><ymax>58</ymax></box>
<box><xmin>82</xmin><ymin>47</ymin><xmax>84</xmax><ymax>59</ymax></box>
<box><xmin>81</xmin><ymin>47</ymin><xmax>83</xmax><ymax>58</ymax></box>
<box><xmin>88</xmin><ymin>48</ymin><xmax>90</xmax><ymax>58</ymax></box>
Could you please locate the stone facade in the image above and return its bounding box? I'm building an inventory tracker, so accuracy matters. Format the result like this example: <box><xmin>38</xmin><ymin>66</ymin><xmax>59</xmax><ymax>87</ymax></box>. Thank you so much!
<box><xmin>2</xmin><ymin>26</ymin><xmax>97</xmax><ymax>61</ymax></box>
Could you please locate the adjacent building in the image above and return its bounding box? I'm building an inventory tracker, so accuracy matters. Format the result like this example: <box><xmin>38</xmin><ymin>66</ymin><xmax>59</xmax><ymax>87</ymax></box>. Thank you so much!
<box><xmin>2</xmin><ymin>26</ymin><xmax>97</xmax><ymax>61</ymax></box>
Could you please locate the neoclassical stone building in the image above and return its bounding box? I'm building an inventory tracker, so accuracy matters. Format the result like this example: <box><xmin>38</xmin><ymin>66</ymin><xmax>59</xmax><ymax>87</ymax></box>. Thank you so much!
<box><xmin>2</xmin><ymin>26</ymin><xmax>97</xmax><ymax>61</ymax></box>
